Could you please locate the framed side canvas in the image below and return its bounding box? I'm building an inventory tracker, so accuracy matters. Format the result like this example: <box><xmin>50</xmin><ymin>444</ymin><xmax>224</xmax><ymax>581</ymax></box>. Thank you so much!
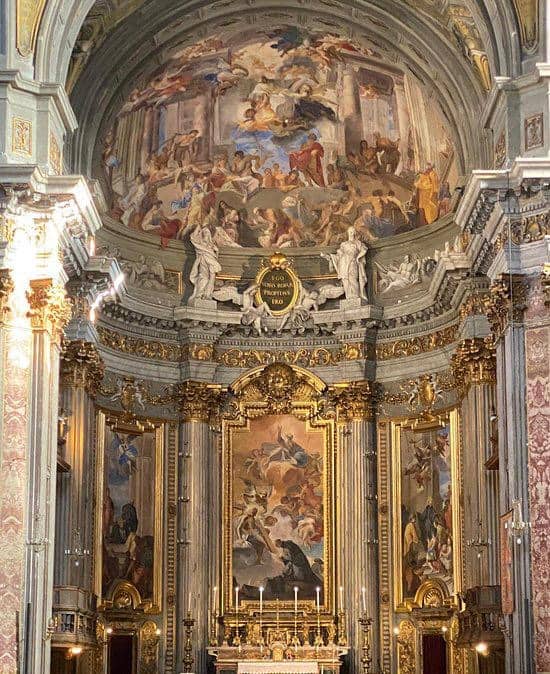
<box><xmin>391</xmin><ymin>410</ymin><xmax>462</xmax><ymax>609</ymax></box>
<box><xmin>95</xmin><ymin>413</ymin><xmax>164</xmax><ymax>612</ymax></box>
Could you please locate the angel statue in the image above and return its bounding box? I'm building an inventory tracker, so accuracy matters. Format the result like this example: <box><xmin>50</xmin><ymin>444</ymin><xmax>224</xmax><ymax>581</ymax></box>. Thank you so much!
<box><xmin>321</xmin><ymin>226</ymin><xmax>368</xmax><ymax>301</ymax></box>
<box><xmin>189</xmin><ymin>224</ymin><xmax>222</xmax><ymax>302</ymax></box>
<box><xmin>212</xmin><ymin>283</ymin><xmax>271</xmax><ymax>335</ymax></box>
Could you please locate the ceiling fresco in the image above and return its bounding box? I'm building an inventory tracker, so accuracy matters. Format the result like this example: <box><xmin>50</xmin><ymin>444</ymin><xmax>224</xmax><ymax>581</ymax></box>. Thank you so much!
<box><xmin>100</xmin><ymin>28</ymin><xmax>457</xmax><ymax>249</ymax></box>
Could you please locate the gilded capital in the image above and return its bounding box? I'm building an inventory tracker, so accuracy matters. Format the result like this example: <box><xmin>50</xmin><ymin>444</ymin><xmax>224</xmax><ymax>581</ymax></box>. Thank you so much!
<box><xmin>27</xmin><ymin>279</ymin><xmax>72</xmax><ymax>339</ymax></box>
<box><xmin>177</xmin><ymin>381</ymin><xmax>222</xmax><ymax>422</ymax></box>
<box><xmin>459</xmin><ymin>291</ymin><xmax>490</xmax><ymax>321</ymax></box>
<box><xmin>60</xmin><ymin>340</ymin><xmax>105</xmax><ymax>397</ymax></box>
<box><xmin>0</xmin><ymin>269</ymin><xmax>14</xmax><ymax>323</ymax></box>
<box><xmin>451</xmin><ymin>337</ymin><xmax>496</xmax><ymax>390</ymax></box>
<box><xmin>330</xmin><ymin>380</ymin><xmax>375</xmax><ymax>421</ymax></box>
<box><xmin>483</xmin><ymin>275</ymin><xmax>528</xmax><ymax>339</ymax></box>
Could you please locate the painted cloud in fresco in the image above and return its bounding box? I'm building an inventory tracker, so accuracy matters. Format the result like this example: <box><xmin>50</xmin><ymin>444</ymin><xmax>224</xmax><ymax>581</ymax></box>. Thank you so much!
<box><xmin>100</xmin><ymin>28</ymin><xmax>457</xmax><ymax>248</ymax></box>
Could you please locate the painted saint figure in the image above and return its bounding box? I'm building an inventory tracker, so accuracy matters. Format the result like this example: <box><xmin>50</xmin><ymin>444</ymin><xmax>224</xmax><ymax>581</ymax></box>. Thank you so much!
<box><xmin>289</xmin><ymin>133</ymin><xmax>326</xmax><ymax>186</ymax></box>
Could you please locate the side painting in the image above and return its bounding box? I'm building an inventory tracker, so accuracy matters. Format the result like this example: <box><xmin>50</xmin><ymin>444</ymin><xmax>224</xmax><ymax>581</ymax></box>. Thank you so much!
<box><xmin>229</xmin><ymin>414</ymin><xmax>326</xmax><ymax>603</ymax></box>
<box><xmin>101</xmin><ymin>28</ymin><xmax>457</xmax><ymax>248</ymax></box>
<box><xmin>398</xmin><ymin>423</ymin><xmax>455</xmax><ymax>602</ymax></box>
<box><xmin>100</xmin><ymin>426</ymin><xmax>161</xmax><ymax>605</ymax></box>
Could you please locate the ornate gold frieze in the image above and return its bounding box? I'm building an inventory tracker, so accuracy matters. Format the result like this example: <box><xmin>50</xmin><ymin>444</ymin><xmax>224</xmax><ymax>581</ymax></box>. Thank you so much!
<box><xmin>483</xmin><ymin>275</ymin><xmax>528</xmax><ymax>339</ymax></box>
<box><xmin>0</xmin><ymin>269</ymin><xmax>14</xmax><ymax>322</ymax></box>
<box><xmin>329</xmin><ymin>380</ymin><xmax>375</xmax><ymax>421</ymax></box>
<box><xmin>376</xmin><ymin>326</ymin><xmax>457</xmax><ymax>361</ymax></box>
<box><xmin>97</xmin><ymin>325</ymin><xmax>181</xmax><ymax>361</ymax></box>
<box><xmin>176</xmin><ymin>380</ymin><xmax>223</xmax><ymax>422</ymax></box>
<box><xmin>215</xmin><ymin>342</ymin><xmax>369</xmax><ymax>368</ymax></box>
<box><xmin>27</xmin><ymin>279</ymin><xmax>72</xmax><ymax>339</ymax></box>
<box><xmin>451</xmin><ymin>337</ymin><xmax>496</xmax><ymax>390</ymax></box>
<box><xmin>49</xmin><ymin>133</ymin><xmax>62</xmax><ymax>175</ymax></box>
<box><xmin>60</xmin><ymin>339</ymin><xmax>105</xmax><ymax>397</ymax></box>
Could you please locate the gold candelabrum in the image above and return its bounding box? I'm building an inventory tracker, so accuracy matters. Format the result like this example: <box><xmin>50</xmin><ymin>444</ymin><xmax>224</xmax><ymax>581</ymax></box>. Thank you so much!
<box><xmin>337</xmin><ymin>611</ymin><xmax>348</xmax><ymax>647</ymax></box>
<box><xmin>358</xmin><ymin>613</ymin><xmax>372</xmax><ymax>674</ymax></box>
<box><xmin>183</xmin><ymin>612</ymin><xmax>195</xmax><ymax>672</ymax></box>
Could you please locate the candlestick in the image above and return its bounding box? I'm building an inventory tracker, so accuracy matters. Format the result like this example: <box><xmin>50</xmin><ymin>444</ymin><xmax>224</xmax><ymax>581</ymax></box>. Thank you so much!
<box><xmin>358</xmin><ymin>613</ymin><xmax>373</xmax><ymax>674</ymax></box>
<box><xmin>276</xmin><ymin>597</ymin><xmax>280</xmax><ymax>631</ymax></box>
<box><xmin>183</xmin><ymin>612</ymin><xmax>195</xmax><ymax>672</ymax></box>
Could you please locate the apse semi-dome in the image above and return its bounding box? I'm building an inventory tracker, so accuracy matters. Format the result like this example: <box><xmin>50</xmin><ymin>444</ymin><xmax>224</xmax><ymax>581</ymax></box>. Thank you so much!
<box><xmin>92</xmin><ymin>27</ymin><xmax>460</xmax><ymax>251</ymax></box>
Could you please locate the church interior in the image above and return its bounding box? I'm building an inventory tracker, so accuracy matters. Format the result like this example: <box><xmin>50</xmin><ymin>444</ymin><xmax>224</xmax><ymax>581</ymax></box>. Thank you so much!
<box><xmin>0</xmin><ymin>1</ymin><xmax>549</xmax><ymax>673</ymax></box>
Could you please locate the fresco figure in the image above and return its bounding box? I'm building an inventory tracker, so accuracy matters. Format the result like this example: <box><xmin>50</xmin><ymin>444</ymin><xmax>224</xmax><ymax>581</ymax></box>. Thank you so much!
<box><xmin>415</xmin><ymin>163</ymin><xmax>440</xmax><ymax>225</ymax></box>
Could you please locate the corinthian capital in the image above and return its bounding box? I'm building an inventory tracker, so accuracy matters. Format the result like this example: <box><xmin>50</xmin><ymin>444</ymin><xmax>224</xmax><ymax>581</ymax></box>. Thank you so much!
<box><xmin>452</xmin><ymin>337</ymin><xmax>496</xmax><ymax>390</ymax></box>
<box><xmin>27</xmin><ymin>279</ymin><xmax>72</xmax><ymax>340</ymax></box>
<box><xmin>329</xmin><ymin>380</ymin><xmax>375</xmax><ymax>421</ymax></box>
<box><xmin>0</xmin><ymin>269</ymin><xmax>14</xmax><ymax>323</ymax></box>
<box><xmin>60</xmin><ymin>340</ymin><xmax>104</xmax><ymax>397</ymax></box>
<box><xmin>177</xmin><ymin>381</ymin><xmax>223</xmax><ymax>422</ymax></box>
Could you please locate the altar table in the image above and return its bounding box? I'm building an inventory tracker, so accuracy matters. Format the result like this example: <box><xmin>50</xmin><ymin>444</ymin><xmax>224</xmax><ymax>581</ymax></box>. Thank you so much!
<box><xmin>238</xmin><ymin>661</ymin><xmax>318</xmax><ymax>674</ymax></box>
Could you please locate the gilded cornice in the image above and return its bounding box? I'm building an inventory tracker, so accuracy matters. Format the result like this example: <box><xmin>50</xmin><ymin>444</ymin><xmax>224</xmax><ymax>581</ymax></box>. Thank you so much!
<box><xmin>0</xmin><ymin>269</ymin><xmax>14</xmax><ymax>323</ymax></box>
<box><xmin>483</xmin><ymin>275</ymin><xmax>528</xmax><ymax>339</ymax></box>
<box><xmin>96</xmin><ymin>323</ymin><xmax>460</xmax><ymax>365</ymax></box>
<box><xmin>60</xmin><ymin>339</ymin><xmax>105</xmax><ymax>397</ymax></box>
<box><xmin>176</xmin><ymin>381</ymin><xmax>223</xmax><ymax>422</ymax></box>
<box><xmin>451</xmin><ymin>337</ymin><xmax>496</xmax><ymax>391</ymax></box>
<box><xmin>375</xmin><ymin>325</ymin><xmax>457</xmax><ymax>360</ymax></box>
<box><xmin>27</xmin><ymin>278</ymin><xmax>72</xmax><ymax>340</ymax></box>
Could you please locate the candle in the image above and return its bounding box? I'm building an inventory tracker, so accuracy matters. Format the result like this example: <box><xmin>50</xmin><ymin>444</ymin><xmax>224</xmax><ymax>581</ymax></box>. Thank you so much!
<box><xmin>188</xmin><ymin>592</ymin><xmax>191</xmax><ymax>613</ymax></box>
<box><xmin>294</xmin><ymin>586</ymin><xmax>298</xmax><ymax>614</ymax></box>
<box><xmin>259</xmin><ymin>586</ymin><xmax>264</xmax><ymax>615</ymax></box>
<box><xmin>339</xmin><ymin>586</ymin><xmax>344</xmax><ymax>612</ymax></box>
<box><xmin>316</xmin><ymin>586</ymin><xmax>321</xmax><ymax>612</ymax></box>
<box><xmin>361</xmin><ymin>587</ymin><xmax>366</xmax><ymax>613</ymax></box>
<box><xmin>213</xmin><ymin>586</ymin><xmax>217</xmax><ymax>614</ymax></box>
<box><xmin>235</xmin><ymin>586</ymin><xmax>239</xmax><ymax>610</ymax></box>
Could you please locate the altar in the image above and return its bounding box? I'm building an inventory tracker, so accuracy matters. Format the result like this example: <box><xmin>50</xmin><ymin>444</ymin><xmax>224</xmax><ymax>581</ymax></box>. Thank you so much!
<box><xmin>208</xmin><ymin>645</ymin><xmax>348</xmax><ymax>674</ymax></box>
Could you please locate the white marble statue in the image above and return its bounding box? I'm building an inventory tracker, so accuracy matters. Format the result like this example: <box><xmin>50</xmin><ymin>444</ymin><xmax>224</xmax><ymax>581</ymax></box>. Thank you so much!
<box><xmin>321</xmin><ymin>226</ymin><xmax>368</xmax><ymax>301</ymax></box>
<box><xmin>375</xmin><ymin>253</ymin><xmax>436</xmax><ymax>294</ymax></box>
<box><xmin>189</xmin><ymin>224</ymin><xmax>222</xmax><ymax>302</ymax></box>
<box><xmin>212</xmin><ymin>282</ymin><xmax>271</xmax><ymax>335</ymax></box>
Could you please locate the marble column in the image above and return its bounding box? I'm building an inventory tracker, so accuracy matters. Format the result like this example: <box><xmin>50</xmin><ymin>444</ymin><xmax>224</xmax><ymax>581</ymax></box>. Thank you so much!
<box><xmin>176</xmin><ymin>382</ymin><xmax>221</xmax><ymax>674</ymax></box>
<box><xmin>334</xmin><ymin>382</ymin><xmax>378</xmax><ymax>674</ymax></box>
<box><xmin>452</xmin><ymin>337</ymin><xmax>499</xmax><ymax>588</ymax></box>
<box><xmin>485</xmin><ymin>277</ymin><xmax>535</xmax><ymax>674</ymax></box>
<box><xmin>54</xmin><ymin>340</ymin><xmax>104</xmax><ymax>604</ymax></box>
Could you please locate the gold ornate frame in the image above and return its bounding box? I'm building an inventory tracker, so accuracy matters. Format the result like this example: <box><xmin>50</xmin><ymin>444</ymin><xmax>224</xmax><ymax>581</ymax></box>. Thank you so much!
<box><xmin>94</xmin><ymin>411</ymin><xmax>165</xmax><ymax>613</ymax></box>
<box><xmin>390</xmin><ymin>409</ymin><xmax>463</xmax><ymax>612</ymax></box>
<box><xmin>221</xmin><ymin>364</ymin><xmax>336</xmax><ymax>616</ymax></box>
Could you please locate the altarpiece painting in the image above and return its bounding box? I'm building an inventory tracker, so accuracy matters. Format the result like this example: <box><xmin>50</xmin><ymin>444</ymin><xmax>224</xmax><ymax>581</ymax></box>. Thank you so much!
<box><xmin>222</xmin><ymin>366</ymin><xmax>335</xmax><ymax>612</ymax></box>
<box><xmin>95</xmin><ymin>414</ymin><xmax>164</xmax><ymax>611</ymax></box>
<box><xmin>391</xmin><ymin>411</ymin><xmax>462</xmax><ymax>609</ymax></box>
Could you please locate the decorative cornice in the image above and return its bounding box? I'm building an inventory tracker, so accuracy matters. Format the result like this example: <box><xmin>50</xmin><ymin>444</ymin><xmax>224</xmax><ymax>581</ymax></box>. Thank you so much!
<box><xmin>60</xmin><ymin>339</ymin><xmax>105</xmax><ymax>397</ymax></box>
<box><xmin>214</xmin><ymin>342</ymin><xmax>368</xmax><ymax>368</ymax></box>
<box><xmin>483</xmin><ymin>275</ymin><xmax>529</xmax><ymax>339</ymax></box>
<box><xmin>451</xmin><ymin>337</ymin><xmax>496</xmax><ymax>390</ymax></box>
<box><xmin>97</xmin><ymin>325</ymin><xmax>181</xmax><ymax>361</ymax></box>
<box><xmin>27</xmin><ymin>278</ymin><xmax>72</xmax><ymax>340</ymax></box>
<box><xmin>176</xmin><ymin>381</ymin><xmax>223</xmax><ymax>422</ymax></box>
<box><xmin>493</xmin><ymin>210</ymin><xmax>549</xmax><ymax>252</ymax></box>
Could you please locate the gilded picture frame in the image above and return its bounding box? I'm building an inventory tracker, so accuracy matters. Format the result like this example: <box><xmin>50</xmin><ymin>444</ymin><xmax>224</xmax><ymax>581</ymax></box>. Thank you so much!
<box><xmin>221</xmin><ymin>364</ymin><xmax>336</xmax><ymax>617</ymax></box>
<box><xmin>94</xmin><ymin>412</ymin><xmax>165</xmax><ymax>613</ymax></box>
<box><xmin>391</xmin><ymin>409</ymin><xmax>462</xmax><ymax>611</ymax></box>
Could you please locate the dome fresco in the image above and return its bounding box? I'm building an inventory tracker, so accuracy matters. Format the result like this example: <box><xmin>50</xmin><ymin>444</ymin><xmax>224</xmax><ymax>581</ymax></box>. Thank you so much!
<box><xmin>99</xmin><ymin>27</ymin><xmax>458</xmax><ymax>250</ymax></box>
